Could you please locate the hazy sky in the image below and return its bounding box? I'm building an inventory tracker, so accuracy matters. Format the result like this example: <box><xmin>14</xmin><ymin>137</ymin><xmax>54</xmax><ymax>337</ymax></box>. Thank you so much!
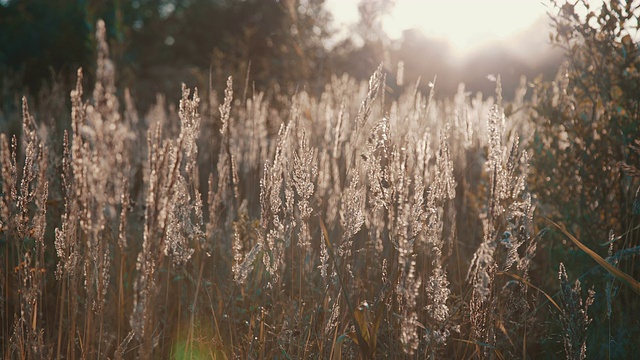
<box><xmin>325</xmin><ymin>0</ymin><xmax>556</xmax><ymax>54</ymax></box>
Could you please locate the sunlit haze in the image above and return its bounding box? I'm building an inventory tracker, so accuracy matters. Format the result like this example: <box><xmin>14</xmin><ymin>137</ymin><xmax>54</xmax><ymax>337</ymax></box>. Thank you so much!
<box><xmin>326</xmin><ymin>0</ymin><xmax>554</xmax><ymax>54</ymax></box>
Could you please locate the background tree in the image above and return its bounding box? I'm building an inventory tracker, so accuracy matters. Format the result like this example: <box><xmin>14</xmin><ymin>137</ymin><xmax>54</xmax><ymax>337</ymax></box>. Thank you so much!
<box><xmin>0</xmin><ymin>0</ymin><xmax>334</xmax><ymax>115</ymax></box>
<box><xmin>328</xmin><ymin>0</ymin><xmax>394</xmax><ymax>81</ymax></box>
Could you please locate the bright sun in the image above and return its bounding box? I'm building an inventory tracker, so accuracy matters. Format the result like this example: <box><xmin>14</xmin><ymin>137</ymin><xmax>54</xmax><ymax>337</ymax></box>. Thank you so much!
<box><xmin>327</xmin><ymin>0</ymin><xmax>558</xmax><ymax>54</ymax></box>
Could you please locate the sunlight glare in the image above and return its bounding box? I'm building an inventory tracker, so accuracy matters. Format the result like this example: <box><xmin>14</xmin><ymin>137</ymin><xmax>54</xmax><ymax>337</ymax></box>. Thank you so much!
<box><xmin>386</xmin><ymin>1</ymin><xmax>547</xmax><ymax>50</ymax></box>
<box><xmin>327</xmin><ymin>0</ymin><xmax>555</xmax><ymax>54</ymax></box>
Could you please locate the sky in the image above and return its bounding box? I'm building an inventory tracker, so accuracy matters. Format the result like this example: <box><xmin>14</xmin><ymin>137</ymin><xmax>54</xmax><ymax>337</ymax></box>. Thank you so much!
<box><xmin>325</xmin><ymin>0</ymin><xmax>556</xmax><ymax>55</ymax></box>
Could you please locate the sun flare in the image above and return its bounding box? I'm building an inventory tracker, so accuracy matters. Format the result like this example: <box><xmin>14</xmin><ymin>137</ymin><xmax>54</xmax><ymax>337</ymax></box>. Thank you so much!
<box><xmin>328</xmin><ymin>0</ymin><xmax>555</xmax><ymax>53</ymax></box>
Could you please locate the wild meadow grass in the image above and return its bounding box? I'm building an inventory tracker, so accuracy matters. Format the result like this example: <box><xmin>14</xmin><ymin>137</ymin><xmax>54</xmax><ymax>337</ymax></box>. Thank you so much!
<box><xmin>1</xmin><ymin>19</ymin><xmax>639</xmax><ymax>359</ymax></box>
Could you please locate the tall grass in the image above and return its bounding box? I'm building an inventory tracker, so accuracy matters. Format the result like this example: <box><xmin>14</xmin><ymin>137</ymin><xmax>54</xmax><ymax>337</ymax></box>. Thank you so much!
<box><xmin>1</xmin><ymin>20</ymin><xmax>637</xmax><ymax>359</ymax></box>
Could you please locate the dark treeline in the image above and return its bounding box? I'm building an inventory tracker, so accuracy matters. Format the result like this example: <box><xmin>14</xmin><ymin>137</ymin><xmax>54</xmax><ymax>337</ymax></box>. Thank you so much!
<box><xmin>0</xmin><ymin>0</ymin><xmax>561</xmax><ymax>115</ymax></box>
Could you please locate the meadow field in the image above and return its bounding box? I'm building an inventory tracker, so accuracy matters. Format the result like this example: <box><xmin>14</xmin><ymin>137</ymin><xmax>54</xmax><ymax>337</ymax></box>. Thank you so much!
<box><xmin>1</xmin><ymin>1</ymin><xmax>640</xmax><ymax>359</ymax></box>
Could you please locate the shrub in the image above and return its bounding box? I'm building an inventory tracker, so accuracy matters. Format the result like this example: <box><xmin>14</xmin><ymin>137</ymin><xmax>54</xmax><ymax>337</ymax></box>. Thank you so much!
<box><xmin>530</xmin><ymin>0</ymin><xmax>640</xmax><ymax>357</ymax></box>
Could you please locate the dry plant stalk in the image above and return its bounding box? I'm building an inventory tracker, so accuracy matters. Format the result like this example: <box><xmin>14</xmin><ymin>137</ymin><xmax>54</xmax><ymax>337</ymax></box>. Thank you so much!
<box><xmin>2</xmin><ymin>98</ymin><xmax>49</xmax><ymax>359</ymax></box>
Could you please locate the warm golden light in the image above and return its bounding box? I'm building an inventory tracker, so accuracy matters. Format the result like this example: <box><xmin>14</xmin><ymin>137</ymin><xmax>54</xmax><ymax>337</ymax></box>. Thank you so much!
<box><xmin>327</xmin><ymin>0</ymin><xmax>556</xmax><ymax>54</ymax></box>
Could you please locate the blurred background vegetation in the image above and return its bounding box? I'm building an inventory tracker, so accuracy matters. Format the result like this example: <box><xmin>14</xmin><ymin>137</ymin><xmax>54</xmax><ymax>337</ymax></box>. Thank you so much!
<box><xmin>0</xmin><ymin>0</ymin><xmax>563</xmax><ymax>114</ymax></box>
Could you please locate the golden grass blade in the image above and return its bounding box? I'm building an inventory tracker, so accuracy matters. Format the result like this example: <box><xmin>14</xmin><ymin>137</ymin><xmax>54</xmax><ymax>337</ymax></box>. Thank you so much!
<box><xmin>451</xmin><ymin>338</ymin><xmax>505</xmax><ymax>359</ymax></box>
<box><xmin>353</xmin><ymin>307</ymin><xmax>370</xmax><ymax>345</ymax></box>
<box><xmin>333</xmin><ymin>334</ymin><xmax>349</xmax><ymax>360</ymax></box>
<box><xmin>546</xmin><ymin>217</ymin><xmax>640</xmax><ymax>295</ymax></box>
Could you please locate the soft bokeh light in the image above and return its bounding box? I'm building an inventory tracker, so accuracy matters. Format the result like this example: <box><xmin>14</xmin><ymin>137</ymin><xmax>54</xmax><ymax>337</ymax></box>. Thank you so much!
<box><xmin>327</xmin><ymin>0</ymin><xmax>555</xmax><ymax>54</ymax></box>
